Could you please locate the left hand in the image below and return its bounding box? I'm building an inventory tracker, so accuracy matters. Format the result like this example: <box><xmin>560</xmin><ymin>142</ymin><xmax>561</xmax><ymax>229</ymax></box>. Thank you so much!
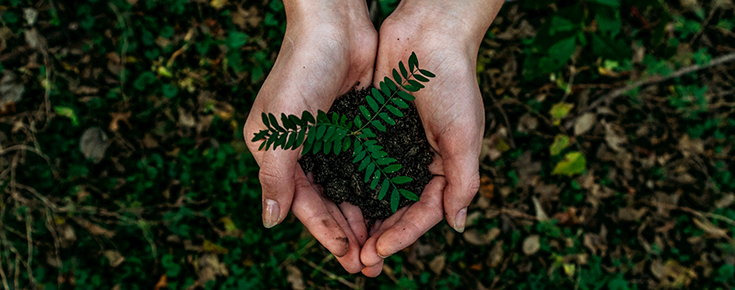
<box><xmin>358</xmin><ymin>0</ymin><xmax>504</xmax><ymax>277</ymax></box>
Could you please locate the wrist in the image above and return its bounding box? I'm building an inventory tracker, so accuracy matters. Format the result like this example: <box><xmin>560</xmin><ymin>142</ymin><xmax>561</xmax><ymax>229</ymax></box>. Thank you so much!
<box><xmin>392</xmin><ymin>0</ymin><xmax>503</xmax><ymax>48</ymax></box>
<box><xmin>284</xmin><ymin>0</ymin><xmax>370</xmax><ymax>28</ymax></box>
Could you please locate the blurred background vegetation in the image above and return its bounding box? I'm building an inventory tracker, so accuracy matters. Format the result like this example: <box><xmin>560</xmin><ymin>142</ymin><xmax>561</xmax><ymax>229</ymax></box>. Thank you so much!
<box><xmin>1</xmin><ymin>0</ymin><xmax>734</xmax><ymax>289</ymax></box>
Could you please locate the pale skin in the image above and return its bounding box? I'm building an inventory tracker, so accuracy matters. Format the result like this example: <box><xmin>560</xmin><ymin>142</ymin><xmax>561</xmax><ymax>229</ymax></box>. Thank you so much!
<box><xmin>243</xmin><ymin>0</ymin><xmax>504</xmax><ymax>276</ymax></box>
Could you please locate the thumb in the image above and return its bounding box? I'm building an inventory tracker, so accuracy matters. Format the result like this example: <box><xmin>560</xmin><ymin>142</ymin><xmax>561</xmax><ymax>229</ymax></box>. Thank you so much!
<box><xmin>439</xmin><ymin>127</ymin><xmax>482</xmax><ymax>234</ymax></box>
<box><xmin>258</xmin><ymin>149</ymin><xmax>300</xmax><ymax>228</ymax></box>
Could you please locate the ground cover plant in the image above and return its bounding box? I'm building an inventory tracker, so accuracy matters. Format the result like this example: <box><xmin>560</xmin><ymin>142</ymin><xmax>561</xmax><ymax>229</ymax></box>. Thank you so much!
<box><xmin>252</xmin><ymin>54</ymin><xmax>435</xmax><ymax>217</ymax></box>
<box><xmin>0</xmin><ymin>0</ymin><xmax>734</xmax><ymax>289</ymax></box>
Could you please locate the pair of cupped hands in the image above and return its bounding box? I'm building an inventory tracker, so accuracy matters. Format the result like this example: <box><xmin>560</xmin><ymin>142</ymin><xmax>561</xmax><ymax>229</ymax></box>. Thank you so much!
<box><xmin>243</xmin><ymin>0</ymin><xmax>503</xmax><ymax>277</ymax></box>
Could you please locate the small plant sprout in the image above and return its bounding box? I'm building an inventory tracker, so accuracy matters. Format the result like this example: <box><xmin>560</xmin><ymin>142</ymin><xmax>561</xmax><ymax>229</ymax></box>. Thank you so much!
<box><xmin>252</xmin><ymin>52</ymin><xmax>435</xmax><ymax>212</ymax></box>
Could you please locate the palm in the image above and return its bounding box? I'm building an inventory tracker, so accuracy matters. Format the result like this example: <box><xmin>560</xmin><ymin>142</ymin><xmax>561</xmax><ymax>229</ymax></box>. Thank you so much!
<box><xmin>358</xmin><ymin>16</ymin><xmax>484</xmax><ymax>277</ymax></box>
<box><xmin>244</xmin><ymin>16</ymin><xmax>377</xmax><ymax>273</ymax></box>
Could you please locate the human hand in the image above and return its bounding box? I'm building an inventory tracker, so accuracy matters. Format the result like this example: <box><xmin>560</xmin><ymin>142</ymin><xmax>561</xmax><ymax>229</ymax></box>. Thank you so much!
<box><xmin>359</xmin><ymin>0</ymin><xmax>504</xmax><ymax>276</ymax></box>
<box><xmin>243</xmin><ymin>0</ymin><xmax>376</xmax><ymax>273</ymax></box>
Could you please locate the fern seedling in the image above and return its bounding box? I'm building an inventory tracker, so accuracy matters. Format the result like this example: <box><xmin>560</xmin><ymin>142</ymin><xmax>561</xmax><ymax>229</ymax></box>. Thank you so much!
<box><xmin>252</xmin><ymin>52</ymin><xmax>435</xmax><ymax>213</ymax></box>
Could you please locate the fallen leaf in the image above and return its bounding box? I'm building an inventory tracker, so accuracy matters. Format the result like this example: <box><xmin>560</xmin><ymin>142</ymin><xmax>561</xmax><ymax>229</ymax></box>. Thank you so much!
<box><xmin>109</xmin><ymin>112</ymin><xmax>131</xmax><ymax>132</ymax></box>
<box><xmin>692</xmin><ymin>218</ymin><xmax>728</xmax><ymax>239</ymax></box>
<box><xmin>523</xmin><ymin>235</ymin><xmax>541</xmax><ymax>255</ymax></box>
<box><xmin>463</xmin><ymin>228</ymin><xmax>501</xmax><ymax>246</ymax></box>
<box><xmin>197</xmin><ymin>254</ymin><xmax>229</xmax><ymax>286</ymax></box>
<box><xmin>153</xmin><ymin>275</ymin><xmax>167</xmax><ymax>290</ymax></box>
<box><xmin>429</xmin><ymin>254</ymin><xmax>446</xmax><ymax>274</ymax></box>
<box><xmin>549</xmin><ymin>102</ymin><xmax>574</xmax><ymax>125</ymax></box>
<box><xmin>203</xmin><ymin>240</ymin><xmax>228</xmax><ymax>254</ymax></box>
<box><xmin>24</xmin><ymin>28</ymin><xmax>46</xmax><ymax>49</ymax></box>
<box><xmin>479</xmin><ymin>176</ymin><xmax>494</xmax><ymax>198</ymax></box>
<box><xmin>286</xmin><ymin>265</ymin><xmax>305</xmax><ymax>290</ymax></box>
<box><xmin>715</xmin><ymin>193</ymin><xmax>734</xmax><ymax>209</ymax></box>
<box><xmin>552</xmin><ymin>152</ymin><xmax>586</xmax><ymax>176</ymax></box>
<box><xmin>0</xmin><ymin>71</ymin><xmax>25</xmax><ymax>109</ymax></box>
<box><xmin>103</xmin><ymin>250</ymin><xmax>125</xmax><ymax>267</ymax></box>
<box><xmin>210</xmin><ymin>0</ymin><xmax>228</xmax><ymax>9</ymax></box>
<box><xmin>23</xmin><ymin>8</ymin><xmax>38</xmax><ymax>26</ymax></box>
<box><xmin>487</xmin><ymin>241</ymin><xmax>504</xmax><ymax>268</ymax></box>
<box><xmin>532</xmin><ymin>196</ymin><xmax>550</xmax><ymax>221</ymax></box>
<box><xmin>549</xmin><ymin>134</ymin><xmax>570</xmax><ymax>156</ymax></box>
<box><xmin>80</xmin><ymin>127</ymin><xmax>109</xmax><ymax>163</ymax></box>
<box><xmin>603</xmin><ymin>121</ymin><xmax>627</xmax><ymax>152</ymax></box>
<box><xmin>574</xmin><ymin>113</ymin><xmax>596</xmax><ymax>136</ymax></box>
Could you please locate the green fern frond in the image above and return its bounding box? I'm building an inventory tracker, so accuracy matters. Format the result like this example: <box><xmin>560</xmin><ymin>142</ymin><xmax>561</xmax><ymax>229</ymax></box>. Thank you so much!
<box><xmin>252</xmin><ymin>52</ymin><xmax>435</xmax><ymax>213</ymax></box>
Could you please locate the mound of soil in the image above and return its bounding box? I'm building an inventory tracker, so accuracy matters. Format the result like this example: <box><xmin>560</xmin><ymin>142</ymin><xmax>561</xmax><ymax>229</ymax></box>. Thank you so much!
<box><xmin>299</xmin><ymin>89</ymin><xmax>433</xmax><ymax>221</ymax></box>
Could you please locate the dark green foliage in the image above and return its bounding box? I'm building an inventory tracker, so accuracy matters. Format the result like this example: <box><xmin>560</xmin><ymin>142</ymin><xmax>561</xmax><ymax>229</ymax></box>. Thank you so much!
<box><xmin>253</xmin><ymin>53</ymin><xmax>434</xmax><ymax>212</ymax></box>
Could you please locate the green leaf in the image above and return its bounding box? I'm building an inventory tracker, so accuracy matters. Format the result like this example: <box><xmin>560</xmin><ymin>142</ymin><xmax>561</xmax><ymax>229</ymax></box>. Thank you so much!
<box><xmin>281</xmin><ymin>113</ymin><xmax>295</xmax><ymax>130</ymax></box>
<box><xmin>317</xmin><ymin>110</ymin><xmax>329</xmax><ymax>123</ymax></box>
<box><xmin>399</xmin><ymin>62</ymin><xmax>408</xmax><ymax>79</ymax></box>
<box><xmin>419</xmin><ymin>69</ymin><xmax>435</xmax><ymax>78</ymax></box>
<box><xmin>302</xmin><ymin>111</ymin><xmax>315</xmax><ymax>124</ymax></box>
<box><xmin>371</xmin><ymin>150</ymin><xmax>388</xmax><ymax>159</ymax></box>
<box><xmin>285</xmin><ymin>131</ymin><xmax>297</xmax><ymax>149</ymax></box>
<box><xmin>391</xmin><ymin>176</ymin><xmax>413</xmax><ymax>184</ymax></box>
<box><xmin>324</xmin><ymin>126</ymin><xmax>336</xmax><ymax>141</ymax></box>
<box><xmin>262</xmin><ymin>113</ymin><xmax>270</xmax><ymax>128</ymax></box>
<box><xmin>353</xmin><ymin>148</ymin><xmax>367</xmax><ymax>163</ymax></box>
<box><xmin>378</xmin><ymin>179</ymin><xmax>390</xmax><ymax>199</ymax></box>
<box><xmin>409</xmin><ymin>52</ymin><xmax>419</xmax><ymax>70</ymax></box>
<box><xmin>331</xmin><ymin>112</ymin><xmax>339</xmax><ymax>124</ymax></box>
<box><xmin>384</xmin><ymin>77</ymin><xmax>397</xmax><ymax>91</ymax></box>
<box><xmin>323</xmin><ymin>140</ymin><xmax>332</xmax><ymax>154</ymax></box>
<box><xmin>294</xmin><ymin>128</ymin><xmax>306</xmax><ymax>149</ymax></box>
<box><xmin>277</xmin><ymin>132</ymin><xmax>288</xmax><ymax>148</ymax></box>
<box><xmin>588</xmin><ymin>0</ymin><xmax>619</xmax><ymax>7</ymax></box>
<box><xmin>343</xmin><ymin>137</ymin><xmax>351</xmax><ymax>152</ymax></box>
<box><xmin>312</xmin><ymin>138</ymin><xmax>322</xmax><ymax>154</ymax></box>
<box><xmin>316</xmin><ymin>125</ymin><xmax>326</xmax><ymax>139</ymax></box>
<box><xmin>370</xmin><ymin>88</ymin><xmax>384</xmax><ymax>105</ymax></box>
<box><xmin>550</xmin><ymin>134</ymin><xmax>570</xmax><ymax>156</ymax></box>
<box><xmin>548</xmin><ymin>36</ymin><xmax>576</xmax><ymax>63</ymax></box>
<box><xmin>358</xmin><ymin>158</ymin><xmax>370</xmax><ymax>171</ymax></box>
<box><xmin>258</xmin><ymin>140</ymin><xmax>267</xmax><ymax>151</ymax></box>
<box><xmin>333</xmin><ymin>137</ymin><xmax>342</xmax><ymax>155</ymax></box>
<box><xmin>251</xmin><ymin>130</ymin><xmax>268</xmax><ymax>142</ymax></box>
<box><xmin>266</xmin><ymin>132</ymin><xmax>278</xmax><ymax>150</ymax></box>
<box><xmin>552</xmin><ymin>152</ymin><xmax>587</xmax><ymax>176</ymax></box>
<box><xmin>289</xmin><ymin>114</ymin><xmax>303</xmax><ymax>127</ymax></box>
<box><xmin>550</xmin><ymin>102</ymin><xmax>574</xmax><ymax>125</ymax></box>
<box><xmin>414</xmin><ymin>74</ymin><xmax>429</xmax><ymax>82</ymax></box>
<box><xmin>394</xmin><ymin>68</ymin><xmax>403</xmax><ymax>84</ymax></box>
<box><xmin>391</xmin><ymin>188</ymin><xmax>400</xmax><ymax>212</ymax></box>
<box><xmin>226</xmin><ymin>31</ymin><xmax>249</xmax><ymax>49</ymax></box>
<box><xmin>386</xmin><ymin>105</ymin><xmax>404</xmax><ymax>117</ymax></box>
<box><xmin>371</xmin><ymin>175</ymin><xmax>380</xmax><ymax>189</ymax></box>
<box><xmin>403</xmin><ymin>85</ymin><xmax>420</xmax><ymax>92</ymax></box>
<box><xmin>399</xmin><ymin>189</ymin><xmax>420</xmax><ymax>201</ymax></box>
<box><xmin>376</xmin><ymin>158</ymin><xmax>397</xmax><ymax>165</ymax></box>
<box><xmin>354</xmin><ymin>115</ymin><xmax>363</xmax><ymax>127</ymax></box>
<box><xmin>372</xmin><ymin>120</ymin><xmax>386</xmax><ymax>132</ymax></box>
<box><xmin>367</xmin><ymin>96</ymin><xmax>379</xmax><ymax>112</ymax></box>
<box><xmin>302</xmin><ymin>128</ymin><xmax>315</xmax><ymax>155</ymax></box>
<box><xmin>54</xmin><ymin>106</ymin><xmax>79</xmax><ymax>126</ymax></box>
<box><xmin>133</xmin><ymin>72</ymin><xmax>156</xmax><ymax>91</ymax></box>
<box><xmin>365</xmin><ymin>163</ymin><xmax>375</xmax><ymax>183</ymax></box>
<box><xmin>379</xmin><ymin>113</ymin><xmax>395</xmax><ymax>125</ymax></box>
<box><xmin>397</xmin><ymin>91</ymin><xmax>416</xmax><ymax>101</ymax></box>
<box><xmin>269</xmin><ymin>113</ymin><xmax>284</xmax><ymax>132</ymax></box>
<box><xmin>379</xmin><ymin>83</ymin><xmax>390</xmax><ymax>99</ymax></box>
<box><xmin>383</xmin><ymin>164</ymin><xmax>402</xmax><ymax>173</ymax></box>
<box><xmin>392</xmin><ymin>98</ymin><xmax>409</xmax><ymax>109</ymax></box>
<box><xmin>162</xmin><ymin>83</ymin><xmax>178</xmax><ymax>98</ymax></box>
<box><xmin>408</xmin><ymin>79</ymin><xmax>424</xmax><ymax>89</ymax></box>
<box><xmin>360</xmin><ymin>105</ymin><xmax>372</xmax><ymax>119</ymax></box>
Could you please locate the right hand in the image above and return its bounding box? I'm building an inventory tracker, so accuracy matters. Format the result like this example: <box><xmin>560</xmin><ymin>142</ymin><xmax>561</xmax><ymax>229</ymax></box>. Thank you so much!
<box><xmin>242</xmin><ymin>0</ymin><xmax>377</xmax><ymax>273</ymax></box>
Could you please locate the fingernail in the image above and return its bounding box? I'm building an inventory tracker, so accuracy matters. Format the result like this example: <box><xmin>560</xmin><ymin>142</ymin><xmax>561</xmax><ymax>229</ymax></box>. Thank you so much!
<box><xmin>453</xmin><ymin>207</ymin><xmax>467</xmax><ymax>233</ymax></box>
<box><xmin>377</xmin><ymin>253</ymin><xmax>389</xmax><ymax>259</ymax></box>
<box><xmin>263</xmin><ymin>199</ymin><xmax>280</xmax><ymax>228</ymax></box>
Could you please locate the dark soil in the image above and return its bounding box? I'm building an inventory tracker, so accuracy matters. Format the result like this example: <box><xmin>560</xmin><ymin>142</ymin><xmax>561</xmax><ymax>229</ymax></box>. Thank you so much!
<box><xmin>299</xmin><ymin>89</ymin><xmax>433</xmax><ymax>221</ymax></box>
